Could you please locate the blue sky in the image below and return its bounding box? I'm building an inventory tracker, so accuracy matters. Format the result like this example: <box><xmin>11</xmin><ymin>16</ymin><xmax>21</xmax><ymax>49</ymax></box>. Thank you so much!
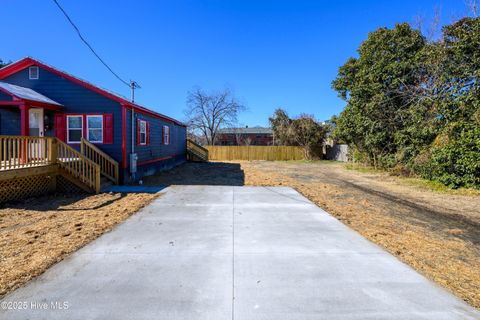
<box><xmin>1</xmin><ymin>0</ymin><xmax>471</xmax><ymax>126</ymax></box>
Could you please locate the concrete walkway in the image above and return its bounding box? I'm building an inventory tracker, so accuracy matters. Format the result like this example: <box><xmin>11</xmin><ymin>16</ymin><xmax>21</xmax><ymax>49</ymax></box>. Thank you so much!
<box><xmin>1</xmin><ymin>186</ymin><xmax>478</xmax><ymax>319</ymax></box>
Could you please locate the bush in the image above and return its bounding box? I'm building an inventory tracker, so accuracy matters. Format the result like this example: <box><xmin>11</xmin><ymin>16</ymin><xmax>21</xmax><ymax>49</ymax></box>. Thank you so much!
<box><xmin>332</xmin><ymin>18</ymin><xmax>480</xmax><ymax>189</ymax></box>
<box><xmin>423</xmin><ymin>123</ymin><xmax>480</xmax><ymax>188</ymax></box>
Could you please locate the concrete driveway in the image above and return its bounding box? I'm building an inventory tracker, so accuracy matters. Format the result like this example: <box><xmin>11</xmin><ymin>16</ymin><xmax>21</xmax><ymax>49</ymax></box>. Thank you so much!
<box><xmin>1</xmin><ymin>186</ymin><xmax>478</xmax><ymax>319</ymax></box>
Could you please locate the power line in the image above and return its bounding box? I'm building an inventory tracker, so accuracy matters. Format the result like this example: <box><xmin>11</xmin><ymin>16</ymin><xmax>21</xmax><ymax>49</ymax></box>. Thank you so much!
<box><xmin>52</xmin><ymin>0</ymin><xmax>137</xmax><ymax>90</ymax></box>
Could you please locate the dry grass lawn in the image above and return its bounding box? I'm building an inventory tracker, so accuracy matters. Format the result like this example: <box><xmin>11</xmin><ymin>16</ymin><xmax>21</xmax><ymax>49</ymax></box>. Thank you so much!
<box><xmin>0</xmin><ymin>192</ymin><xmax>157</xmax><ymax>297</ymax></box>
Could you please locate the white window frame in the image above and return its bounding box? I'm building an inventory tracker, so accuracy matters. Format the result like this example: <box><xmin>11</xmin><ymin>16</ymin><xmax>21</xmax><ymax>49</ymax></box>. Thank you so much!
<box><xmin>86</xmin><ymin>115</ymin><xmax>103</xmax><ymax>143</ymax></box>
<box><xmin>29</xmin><ymin>66</ymin><xmax>39</xmax><ymax>80</ymax></box>
<box><xmin>66</xmin><ymin>115</ymin><xmax>83</xmax><ymax>144</ymax></box>
<box><xmin>163</xmin><ymin>125</ymin><xmax>170</xmax><ymax>145</ymax></box>
<box><xmin>139</xmin><ymin>120</ymin><xmax>147</xmax><ymax>145</ymax></box>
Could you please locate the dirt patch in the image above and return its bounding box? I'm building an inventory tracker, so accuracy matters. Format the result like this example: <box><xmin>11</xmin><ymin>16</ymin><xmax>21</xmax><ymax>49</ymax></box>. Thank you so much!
<box><xmin>146</xmin><ymin>161</ymin><xmax>480</xmax><ymax>309</ymax></box>
<box><xmin>0</xmin><ymin>192</ymin><xmax>157</xmax><ymax>297</ymax></box>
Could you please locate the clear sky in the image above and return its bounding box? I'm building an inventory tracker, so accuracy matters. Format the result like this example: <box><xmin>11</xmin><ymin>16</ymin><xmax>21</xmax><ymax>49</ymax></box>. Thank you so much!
<box><xmin>1</xmin><ymin>0</ymin><xmax>472</xmax><ymax>126</ymax></box>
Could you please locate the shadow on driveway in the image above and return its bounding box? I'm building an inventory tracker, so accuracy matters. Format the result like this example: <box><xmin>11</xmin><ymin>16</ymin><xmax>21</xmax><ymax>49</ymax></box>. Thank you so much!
<box><xmin>143</xmin><ymin>161</ymin><xmax>245</xmax><ymax>186</ymax></box>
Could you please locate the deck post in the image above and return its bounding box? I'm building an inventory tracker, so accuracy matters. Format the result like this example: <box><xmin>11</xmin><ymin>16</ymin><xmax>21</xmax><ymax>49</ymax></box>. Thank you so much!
<box><xmin>48</xmin><ymin>138</ymin><xmax>57</xmax><ymax>164</ymax></box>
<box><xmin>19</xmin><ymin>104</ymin><xmax>30</xmax><ymax>164</ymax></box>
<box><xmin>19</xmin><ymin>104</ymin><xmax>30</xmax><ymax>136</ymax></box>
<box><xmin>95</xmin><ymin>166</ymin><xmax>101</xmax><ymax>193</ymax></box>
<box><xmin>80</xmin><ymin>138</ymin><xmax>84</xmax><ymax>155</ymax></box>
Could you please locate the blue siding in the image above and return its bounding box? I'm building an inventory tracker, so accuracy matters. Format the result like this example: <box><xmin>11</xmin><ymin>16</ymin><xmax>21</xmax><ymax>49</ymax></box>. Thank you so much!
<box><xmin>3</xmin><ymin>67</ymin><xmax>123</xmax><ymax>163</ymax></box>
<box><xmin>2</xmin><ymin>65</ymin><xmax>186</xmax><ymax>183</ymax></box>
<box><xmin>0</xmin><ymin>108</ymin><xmax>20</xmax><ymax>135</ymax></box>
<box><xmin>124</xmin><ymin>109</ymin><xmax>186</xmax><ymax>182</ymax></box>
<box><xmin>134</xmin><ymin>113</ymin><xmax>186</xmax><ymax>162</ymax></box>
<box><xmin>133</xmin><ymin>155</ymin><xmax>185</xmax><ymax>181</ymax></box>
<box><xmin>0</xmin><ymin>91</ymin><xmax>12</xmax><ymax>101</ymax></box>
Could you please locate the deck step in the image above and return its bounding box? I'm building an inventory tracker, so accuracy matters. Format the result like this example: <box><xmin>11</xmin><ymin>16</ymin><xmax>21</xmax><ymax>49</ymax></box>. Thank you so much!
<box><xmin>186</xmin><ymin>139</ymin><xmax>208</xmax><ymax>162</ymax></box>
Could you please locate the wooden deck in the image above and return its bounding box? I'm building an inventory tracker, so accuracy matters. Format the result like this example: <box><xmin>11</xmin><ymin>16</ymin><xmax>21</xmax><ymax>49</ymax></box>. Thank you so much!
<box><xmin>0</xmin><ymin>136</ymin><xmax>122</xmax><ymax>202</ymax></box>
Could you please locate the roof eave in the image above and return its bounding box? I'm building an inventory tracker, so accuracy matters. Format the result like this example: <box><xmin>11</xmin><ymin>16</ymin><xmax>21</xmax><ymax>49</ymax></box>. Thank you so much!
<box><xmin>0</xmin><ymin>57</ymin><xmax>185</xmax><ymax>127</ymax></box>
<box><xmin>0</xmin><ymin>81</ymin><xmax>63</xmax><ymax>109</ymax></box>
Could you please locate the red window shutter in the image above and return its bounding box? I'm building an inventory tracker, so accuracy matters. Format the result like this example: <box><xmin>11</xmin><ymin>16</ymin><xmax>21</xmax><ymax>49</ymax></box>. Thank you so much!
<box><xmin>136</xmin><ymin>119</ymin><xmax>141</xmax><ymax>145</ymax></box>
<box><xmin>54</xmin><ymin>114</ymin><xmax>66</xmax><ymax>142</ymax></box>
<box><xmin>103</xmin><ymin>114</ymin><xmax>113</xmax><ymax>144</ymax></box>
<box><xmin>146</xmin><ymin>121</ymin><xmax>150</xmax><ymax>145</ymax></box>
<box><xmin>83</xmin><ymin>114</ymin><xmax>87</xmax><ymax>139</ymax></box>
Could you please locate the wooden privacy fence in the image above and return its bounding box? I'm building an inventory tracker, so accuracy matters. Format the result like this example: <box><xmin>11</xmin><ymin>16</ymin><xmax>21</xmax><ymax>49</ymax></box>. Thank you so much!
<box><xmin>205</xmin><ymin>146</ymin><xmax>305</xmax><ymax>161</ymax></box>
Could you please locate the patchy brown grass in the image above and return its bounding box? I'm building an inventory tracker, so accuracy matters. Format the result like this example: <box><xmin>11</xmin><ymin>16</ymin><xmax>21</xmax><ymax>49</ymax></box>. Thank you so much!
<box><xmin>239</xmin><ymin>161</ymin><xmax>480</xmax><ymax>309</ymax></box>
<box><xmin>0</xmin><ymin>192</ymin><xmax>158</xmax><ymax>297</ymax></box>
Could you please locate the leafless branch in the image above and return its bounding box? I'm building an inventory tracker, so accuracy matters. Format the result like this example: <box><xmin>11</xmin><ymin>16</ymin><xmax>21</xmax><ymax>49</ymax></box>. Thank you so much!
<box><xmin>465</xmin><ymin>0</ymin><xmax>478</xmax><ymax>17</ymax></box>
<box><xmin>184</xmin><ymin>87</ymin><xmax>246</xmax><ymax>145</ymax></box>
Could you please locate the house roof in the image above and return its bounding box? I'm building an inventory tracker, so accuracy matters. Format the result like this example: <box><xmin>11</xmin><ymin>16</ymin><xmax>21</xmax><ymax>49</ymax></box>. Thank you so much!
<box><xmin>218</xmin><ymin>127</ymin><xmax>273</xmax><ymax>134</ymax></box>
<box><xmin>0</xmin><ymin>57</ymin><xmax>185</xmax><ymax>127</ymax></box>
<box><xmin>0</xmin><ymin>81</ymin><xmax>63</xmax><ymax>106</ymax></box>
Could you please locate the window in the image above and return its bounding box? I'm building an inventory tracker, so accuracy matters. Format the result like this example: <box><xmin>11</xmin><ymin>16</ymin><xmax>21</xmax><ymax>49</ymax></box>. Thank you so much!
<box><xmin>67</xmin><ymin>115</ymin><xmax>83</xmax><ymax>143</ymax></box>
<box><xmin>163</xmin><ymin>125</ymin><xmax>170</xmax><ymax>145</ymax></box>
<box><xmin>139</xmin><ymin>120</ymin><xmax>147</xmax><ymax>145</ymax></box>
<box><xmin>87</xmin><ymin>115</ymin><xmax>103</xmax><ymax>143</ymax></box>
<box><xmin>29</xmin><ymin>66</ymin><xmax>39</xmax><ymax>80</ymax></box>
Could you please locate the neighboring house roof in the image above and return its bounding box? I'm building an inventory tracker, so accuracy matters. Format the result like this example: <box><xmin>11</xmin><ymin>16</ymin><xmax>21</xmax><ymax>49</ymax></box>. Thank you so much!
<box><xmin>0</xmin><ymin>57</ymin><xmax>185</xmax><ymax>127</ymax></box>
<box><xmin>0</xmin><ymin>81</ymin><xmax>63</xmax><ymax>106</ymax></box>
<box><xmin>218</xmin><ymin>127</ymin><xmax>273</xmax><ymax>134</ymax></box>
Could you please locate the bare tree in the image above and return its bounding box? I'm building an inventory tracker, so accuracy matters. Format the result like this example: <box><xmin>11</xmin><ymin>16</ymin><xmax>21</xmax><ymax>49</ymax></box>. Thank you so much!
<box><xmin>466</xmin><ymin>0</ymin><xmax>478</xmax><ymax>17</ymax></box>
<box><xmin>185</xmin><ymin>88</ymin><xmax>246</xmax><ymax>145</ymax></box>
<box><xmin>412</xmin><ymin>6</ymin><xmax>443</xmax><ymax>41</ymax></box>
<box><xmin>428</xmin><ymin>6</ymin><xmax>442</xmax><ymax>41</ymax></box>
<box><xmin>232</xmin><ymin>127</ymin><xmax>244</xmax><ymax>146</ymax></box>
<box><xmin>412</xmin><ymin>14</ymin><xmax>425</xmax><ymax>33</ymax></box>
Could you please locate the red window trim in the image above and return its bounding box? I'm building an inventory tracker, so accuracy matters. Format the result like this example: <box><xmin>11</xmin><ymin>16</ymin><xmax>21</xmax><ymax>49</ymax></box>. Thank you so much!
<box><xmin>121</xmin><ymin>105</ymin><xmax>127</xmax><ymax>169</ymax></box>
<box><xmin>137</xmin><ymin>119</ymin><xmax>149</xmax><ymax>146</ymax></box>
<box><xmin>163</xmin><ymin>125</ymin><xmax>170</xmax><ymax>145</ymax></box>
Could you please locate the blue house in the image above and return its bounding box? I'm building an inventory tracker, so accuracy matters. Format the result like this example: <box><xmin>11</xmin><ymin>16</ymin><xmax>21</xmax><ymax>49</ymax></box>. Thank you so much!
<box><xmin>0</xmin><ymin>57</ymin><xmax>187</xmax><ymax>184</ymax></box>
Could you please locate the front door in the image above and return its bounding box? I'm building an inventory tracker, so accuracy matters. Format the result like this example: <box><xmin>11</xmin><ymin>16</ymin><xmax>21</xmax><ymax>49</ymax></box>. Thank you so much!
<box><xmin>29</xmin><ymin>108</ymin><xmax>44</xmax><ymax>137</ymax></box>
<box><xmin>28</xmin><ymin>108</ymin><xmax>45</xmax><ymax>160</ymax></box>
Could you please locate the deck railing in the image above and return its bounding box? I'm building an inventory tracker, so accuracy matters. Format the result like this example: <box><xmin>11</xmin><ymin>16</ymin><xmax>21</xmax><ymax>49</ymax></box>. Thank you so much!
<box><xmin>81</xmin><ymin>138</ymin><xmax>119</xmax><ymax>184</ymax></box>
<box><xmin>0</xmin><ymin>136</ymin><xmax>52</xmax><ymax>170</ymax></box>
<box><xmin>56</xmin><ymin>139</ymin><xmax>101</xmax><ymax>193</ymax></box>
<box><xmin>0</xmin><ymin>136</ymin><xmax>102</xmax><ymax>193</ymax></box>
<box><xmin>187</xmin><ymin>139</ymin><xmax>209</xmax><ymax>161</ymax></box>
